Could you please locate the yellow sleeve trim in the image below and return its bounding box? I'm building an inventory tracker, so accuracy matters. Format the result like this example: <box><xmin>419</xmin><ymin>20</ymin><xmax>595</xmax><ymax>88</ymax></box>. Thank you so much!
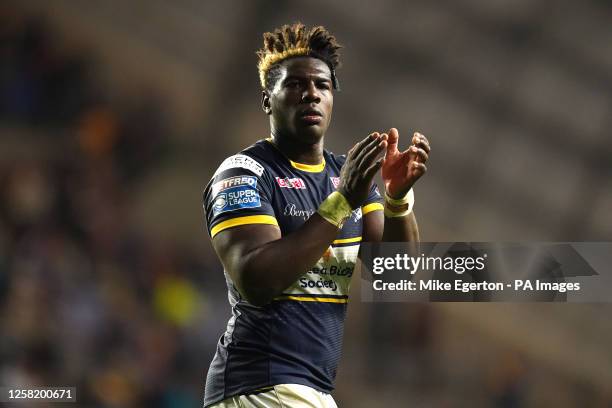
<box><xmin>210</xmin><ymin>215</ymin><xmax>278</xmax><ymax>238</ymax></box>
<box><xmin>332</xmin><ymin>236</ymin><xmax>362</xmax><ymax>244</ymax></box>
<box><xmin>362</xmin><ymin>202</ymin><xmax>384</xmax><ymax>215</ymax></box>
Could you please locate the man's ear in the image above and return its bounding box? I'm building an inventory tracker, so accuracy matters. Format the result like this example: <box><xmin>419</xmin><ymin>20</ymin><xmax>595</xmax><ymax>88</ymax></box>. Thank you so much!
<box><xmin>262</xmin><ymin>90</ymin><xmax>272</xmax><ymax>115</ymax></box>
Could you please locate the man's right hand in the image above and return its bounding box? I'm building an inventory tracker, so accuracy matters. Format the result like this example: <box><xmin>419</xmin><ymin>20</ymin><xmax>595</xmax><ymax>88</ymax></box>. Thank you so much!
<box><xmin>338</xmin><ymin>133</ymin><xmax>388</xmax><ymax>209</ymax></box>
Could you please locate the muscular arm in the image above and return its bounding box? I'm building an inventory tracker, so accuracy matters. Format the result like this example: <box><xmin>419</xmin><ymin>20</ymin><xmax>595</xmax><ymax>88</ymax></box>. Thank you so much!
<box><xmin>212</xmin><ymin>215</ymin><xmax>337</xmax><ymax>306</ymax></box>
<box><xmin>362</xmin><ymin>209</ymin><xmax>420</xmax><ymax>260</ymax></box>
<box><xmin>211</xmin><ymin>134</ymin><xmax>387</xmax><ymax>306</ymax></box>
<box><xmin>363</xmin><ymin>210</ymin><xmax>419</xmax><ymax>242</ymax></box>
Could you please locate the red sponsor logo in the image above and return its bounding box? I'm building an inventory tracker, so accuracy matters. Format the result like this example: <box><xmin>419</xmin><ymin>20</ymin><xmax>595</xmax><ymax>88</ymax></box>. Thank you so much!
<box><xmin>275</xmin><ymin>177</ymin><xmax>306</xmax><ymax>189</ymax></box>
<box><xmin>330</xmin><ymin>177</ymin><xmax>340</xmax><ymax>189</ymax></box>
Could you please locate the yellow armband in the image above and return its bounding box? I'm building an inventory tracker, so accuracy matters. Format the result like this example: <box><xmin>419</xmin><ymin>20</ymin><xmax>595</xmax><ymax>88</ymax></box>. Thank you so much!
<box><xmin>317</xmin><ymin>191</ymin><xmax>352</xmax><ymax>227</ymax></box>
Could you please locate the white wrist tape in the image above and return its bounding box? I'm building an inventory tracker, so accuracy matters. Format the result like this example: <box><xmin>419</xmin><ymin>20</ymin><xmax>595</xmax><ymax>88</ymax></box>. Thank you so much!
<box><xmin>384</xmin><ymin>189</ymin><xmax>415</xmax><ymax>217</ymax></box>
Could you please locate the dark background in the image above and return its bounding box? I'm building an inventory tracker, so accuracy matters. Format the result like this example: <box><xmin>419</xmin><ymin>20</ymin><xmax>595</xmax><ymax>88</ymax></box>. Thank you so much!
<box><xmin>0</xmin><ymin>0</ymin><xmax>611</xmax><ymax>406</ymax></box>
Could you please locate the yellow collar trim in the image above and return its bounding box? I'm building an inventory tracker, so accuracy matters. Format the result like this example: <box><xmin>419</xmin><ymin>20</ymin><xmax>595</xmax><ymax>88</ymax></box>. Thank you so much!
<box><xmin>265</xmin><ymin>138</ymin><xmax>326</xmax><ymax>172</ymax></box>
<box><xmin>289</xmin><ymin>158</ymin><xmax>325</xmax><ymax>172</ymax></box>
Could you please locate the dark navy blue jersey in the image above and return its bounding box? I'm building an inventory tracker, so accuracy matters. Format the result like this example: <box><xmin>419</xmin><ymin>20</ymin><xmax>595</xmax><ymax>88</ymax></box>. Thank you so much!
<box><xmin>202</xmin><ymin>139</ymin><xmax>383</xmax><ymax>407</ymax></box>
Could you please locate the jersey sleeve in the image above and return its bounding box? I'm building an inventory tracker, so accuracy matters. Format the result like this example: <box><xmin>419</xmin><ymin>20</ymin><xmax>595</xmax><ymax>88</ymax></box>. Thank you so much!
<box><xmin>361</xmin><ymin>183</ymin><xmax>384</xmax><ymax>215</ymax></box>
<box><xmin>203</xmin><ymin>154</ymin><xmax>277</xmax><ymax>238</ymax></box>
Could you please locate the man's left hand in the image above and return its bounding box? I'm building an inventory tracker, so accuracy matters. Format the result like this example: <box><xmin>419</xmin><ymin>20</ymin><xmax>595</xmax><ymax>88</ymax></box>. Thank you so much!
<box><xmin>381</xmin><ymin>128</ymin><xmax>430</xmax><ymax>199</ymax></box>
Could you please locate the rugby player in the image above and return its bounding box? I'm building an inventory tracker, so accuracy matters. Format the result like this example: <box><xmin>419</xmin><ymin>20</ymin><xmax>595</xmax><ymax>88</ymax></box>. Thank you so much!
<box><xmin>202</xmin><ymin>23</ymin><xmax>430</xmax><ymax>408</ymax></box>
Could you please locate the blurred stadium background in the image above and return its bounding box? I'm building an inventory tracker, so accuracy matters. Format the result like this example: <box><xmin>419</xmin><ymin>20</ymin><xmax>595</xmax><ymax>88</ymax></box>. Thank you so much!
<box><xmin>1</xmin><ymin>0</ymin><xmax>611</xmax><ymax>407</ymax></box>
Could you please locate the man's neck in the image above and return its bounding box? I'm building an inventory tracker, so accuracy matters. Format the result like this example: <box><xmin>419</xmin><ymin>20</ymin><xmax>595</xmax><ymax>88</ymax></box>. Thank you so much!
<box><xmin>270</xmin><ymin>131</ymin><xmax>324</xmax><ymax>165</ymax></box>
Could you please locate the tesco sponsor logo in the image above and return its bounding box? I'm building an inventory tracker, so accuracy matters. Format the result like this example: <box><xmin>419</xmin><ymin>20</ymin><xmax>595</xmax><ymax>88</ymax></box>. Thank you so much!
<box><xmin>275</xmin><ymin>177</ymin><xmax>306</xmax><ymax>189</ymax></box>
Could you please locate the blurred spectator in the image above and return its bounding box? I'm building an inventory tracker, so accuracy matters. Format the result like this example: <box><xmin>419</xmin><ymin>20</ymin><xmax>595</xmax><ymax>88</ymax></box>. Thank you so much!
<box><xmin>0</xmin><ymin>12</ymin><xmax>206</xmax><ymax>407</ymax></box>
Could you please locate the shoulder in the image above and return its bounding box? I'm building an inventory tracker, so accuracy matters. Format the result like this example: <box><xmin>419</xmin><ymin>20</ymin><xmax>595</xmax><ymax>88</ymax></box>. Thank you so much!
<box><xmin>204</xmin><ymin>140</ymin><xmax>277</xmax><ymax>201</ymax></box>
<box><xmin>213</xmin><ymin>140</ymin><xmax>274</xmax><ymax>178</ymax></box>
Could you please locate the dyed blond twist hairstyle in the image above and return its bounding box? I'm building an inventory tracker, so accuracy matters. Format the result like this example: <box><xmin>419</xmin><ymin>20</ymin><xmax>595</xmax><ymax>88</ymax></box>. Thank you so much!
<box><xmin>256</xmin><ymin>22</ymin><xmax>342</xmax><ymax>91</ymax></box>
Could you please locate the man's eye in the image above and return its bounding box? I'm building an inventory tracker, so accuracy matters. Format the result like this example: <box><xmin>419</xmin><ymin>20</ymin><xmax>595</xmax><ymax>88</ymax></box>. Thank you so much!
<box><xmin>318</xmin><ymin>82</ymin><xmax>331</xmax><ymax>90</ymax></box>
<box><xmin>286</xmin><ymin>81</ymin><xmax>300</xmax><ymax>88</ymax></box>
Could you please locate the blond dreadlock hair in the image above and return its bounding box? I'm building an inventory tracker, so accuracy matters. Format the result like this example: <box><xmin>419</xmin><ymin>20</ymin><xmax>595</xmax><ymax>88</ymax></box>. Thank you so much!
<box><xmin>256</xmin><ymin>22</ymin><xmax>342</xmax><ymax>91</ymax></box>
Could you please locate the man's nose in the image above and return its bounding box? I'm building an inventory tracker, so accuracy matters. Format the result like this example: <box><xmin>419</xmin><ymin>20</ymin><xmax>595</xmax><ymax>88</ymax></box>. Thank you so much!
<box><xmin>301</xmin><ymin>81</ymin><xmax>321</xmax><ymax>103</ymax></box>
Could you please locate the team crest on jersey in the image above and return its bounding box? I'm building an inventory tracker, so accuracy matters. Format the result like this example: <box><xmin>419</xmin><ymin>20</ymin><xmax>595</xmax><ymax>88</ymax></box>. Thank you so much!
<box><xmin>330</xmin><ymin>177</ymin><xmax>340</xmax><ymax>189</ymax></box>
<box><xmin>275</xmin><ymin>177</ymin><xmax>306</xmax><ymax>189</ymax></box>
<box><xmin>214</xmin><ymin>154</ymin><xmax>264</xmax><ymax>177</ymax></box>
<box><xmin>212</xmin><ymin>176</ymin><xmax>261</xmax><ymax>215</ymax></box>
